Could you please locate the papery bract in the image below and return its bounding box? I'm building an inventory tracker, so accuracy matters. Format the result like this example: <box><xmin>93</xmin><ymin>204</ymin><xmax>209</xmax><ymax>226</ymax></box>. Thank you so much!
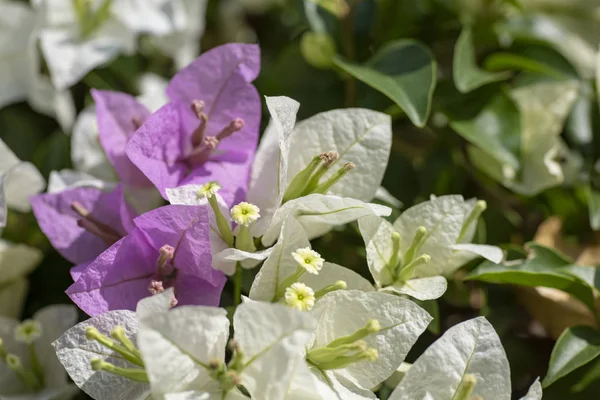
<box><xmin>358</xmin><ymin>195</ymin><xmax>502</xmax><ymax>301</ymax></box>
<box><xmin>0</xmin><ymin>305</ymin><xmax>78</xmax><ymax>399</ymax></box>
<box><xmin>298</xmin><ymin>290</ymin><xmax>431</xmax><ymax>399</ymax></box>
<box><xmin>66</xmin><ymin>204</ymin><xmax>225</xmax><ymax>316</ymax></box>
<box><xmin>30</xmin><ymin>185</ymin><xmax>136</xmax><ymax>266</ymax></box>
<box><xmin>0</xmin><ymin>138</ymin><xmax>45</xmax><ymax>230</ymax></box>
<box><xmin>137</xmin><ymin>300</ymin><xmax>314</xmax><ymax>399</ymax></box>
<box><xmin>247</xmin><ymin>96</ymin><xmax>392</xmax><ymax>236</ymax></box>
<box><xmin>0</xmin><ymin>240</ymin><xmax>42</xmax><ymax>318</ymax></box>
<box><xmin>92</xmin><ymin>89</ymin><xmax>153</xmax><ymax>187</ymax></box>
<box><xmin>388</xmin><ymin>317</ymin><xmax>542</xmax><ymax>400</ymax></box>
<box><xmin>127</xmin><ymin>43</ymin><xmax>261</xmax><ymax>206</ymax></box>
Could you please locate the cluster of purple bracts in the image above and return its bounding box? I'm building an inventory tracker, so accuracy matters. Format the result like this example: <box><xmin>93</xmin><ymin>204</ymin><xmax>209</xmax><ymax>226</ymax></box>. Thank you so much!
<box><xmin>30</xmin><ymin>44</ymin><xmax>261</xmax><ymax>316</ymax></box>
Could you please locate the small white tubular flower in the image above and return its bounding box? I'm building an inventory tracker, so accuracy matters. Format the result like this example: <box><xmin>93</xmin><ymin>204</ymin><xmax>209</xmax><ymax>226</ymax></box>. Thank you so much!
<box><xmin>196</xmin><ymin>181</ymin><xmax>222</xmax><ymax>199</ymax></box>
<box><xmin>292</xmin><ymin>247</ymin><xmax>324</xmax><ymax>274</ymax></box>
<box><xmin>13</xmin><ymin>319</ymin><xmax>43</xmax><ymax>344</ymax></box>
<box><xmin>285</xmin><ymin>283</ymin><xmax>315</xmax><ymax>311</ymax></box>
<box><xmin>230</xmin><ymin>202</ymin><xmax>260</xmax><ymax>226</ymax></box>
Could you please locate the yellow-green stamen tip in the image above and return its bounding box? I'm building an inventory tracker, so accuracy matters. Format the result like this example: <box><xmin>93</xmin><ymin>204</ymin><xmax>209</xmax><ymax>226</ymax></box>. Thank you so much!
<box><xmin>366</xmin><ymin>319</ymin><xmax>381</xmax><ymax>333</ymax></box>
<box><xmin>85</xmin><ymin>326</ymin><xmax>100</xmax><ymax>340</ymax></box>
<box><xmin>364</xmin><ymin>348</ymin><xmax>379</xmax><ymax>361</ymax></box>
<box><xmin>292</xmin><ymin>247</ymin><xmax>324</xmax><ymax>274</ymax></box>
<box><xmin>475</xmin><ymin>200</ymin><xmax>487</xmax><ymax>212</ymax></box>
<box><xmin>285</xmin><ymin>283</ymin><xmax>316</xmax><ymax>311</ymax></box>
<box><xmin>230</xmin><ymin>202</ymin><xmax>260</xmax><ymax>226</ymax></box>
<box><xmin>14</xmin><ymin>320</ymin><xmax>43</xmax><ymax>344</ymax></box>
<box><xmin>196</xmin><ymin>181</ymin><xmax>222</xmax><ymax>199</ymax></box>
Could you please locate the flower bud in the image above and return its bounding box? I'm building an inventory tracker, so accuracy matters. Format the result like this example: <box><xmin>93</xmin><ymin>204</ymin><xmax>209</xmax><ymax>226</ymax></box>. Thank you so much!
<box><xmin>301</xmin><ymin>32</ymin><xmax>337</xmax><ymax>69</ymax></box>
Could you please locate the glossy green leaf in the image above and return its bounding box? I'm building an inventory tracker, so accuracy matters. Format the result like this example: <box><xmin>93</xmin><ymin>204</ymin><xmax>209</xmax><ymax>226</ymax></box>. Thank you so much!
<box><xmin>466</xmin><ymin>243</ymin><xmax>597</xmax><ymax>312</ymax></box>
<box><xmin>447</xmin><ymin>89</ymin><xmax>521</xmax><ymax>169</ymax></box>
<box><xmin>543</xmin><ymin>326</ymin><xmax>600</xmax><ymax>388</ymax></box>
<box><xmin>453</xmin><ymin>28</ymin><xmax>510</xmax><ymax>93</ymax></box>
<box><xmin>334</xmin><ymin>40</ymin><xmax>436</xmax><ymax>127</ymax></box>
<box><xmin>484</xmin><ymin>41</ymin><xmax>578</xmax><ymax>79</ymax></box>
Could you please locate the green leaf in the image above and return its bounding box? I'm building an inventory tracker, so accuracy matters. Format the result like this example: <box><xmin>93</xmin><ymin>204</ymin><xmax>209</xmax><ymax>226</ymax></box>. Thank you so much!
<box><xmin>453</xmin><ymin>28</ymin><xmax>510</xmax><ymax>93</ymax></box>
<box><xmin>466</xmin><ymin>243</ymin><xmax>597</xmax><ymax>312</ymax></box>
<box><xmin>417</xmin><ymin>299</ymin><xmax>440</xmax><ymax>334</ymax></box>
<box><xmin>334</xmin><ymin>40</ymin><xmax>436</xmax><ymax>127</ymax></box>
<box><xmin>446</xmin><ymin>88</ymin><xmax>521</xmax><ymax>169</ymax></box>
<box><xmin>587</xmin><ymin>186</ymin><xmax>600</xmax><ymax>231</ymax></box>
<box><xmin>484</xmin><ymin>41</ymin><xmax>579</xmax><ymax>79</ymax></box>
<box><xmin>543</xmin><ymin>326</ymin><xmax>600</xmax><ymax>388</ymax></box>
<box><xmin>573</xmin><ymin>357</ymin><xmax>600</xmax><ymax>392</ymax></box>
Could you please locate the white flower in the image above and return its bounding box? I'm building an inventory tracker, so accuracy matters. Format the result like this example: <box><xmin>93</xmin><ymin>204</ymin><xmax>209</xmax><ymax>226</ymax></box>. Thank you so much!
<box><xmin>136</xmin><ymin>73</ymin><xmax>169</xmax><ymax>112</ymax></box>
<box><xmin>196</xmin><ymin>181</ymin><xmax>222</xmax><ymax>199</ymax></box>
<box><xmin>52</xmin><ymin>290</ymin><xmax>177</xmax><ymax>400</ymax></box>
<box><xmin>0</xmin><ymin>305</ymin><xmax>78</xmax><ymax>399</ymax></box>
<box><xmin>388</xmin><ymin>317</ymin><xmax>542</xmax><ymax>400</ymax></box>
<box><xmin>285</xmin><ymin>283</ymin><xmax>315</xmax><ymax>311</ymax></box>
<box><xmin>167</xmin><ymin>185</ymin><xmax>272</xmax><ymax>276</ymax></box>
<box><xmin>0</xmin><ymin>240</ymin><xmax>42</xmax><ymax>318</ymax></box>
<box><xmin>292</xmin><ymin>247</ymin><xmax>324</xmax><ymax>274</ymax></box>
<box><xmin>137</xmin><ymin>299</ymin><xmax>316</xmax><ymax>399</ymax></box>
<box><xmin>230</xmin><ymin>202</ymin><xmax>260</xmax><ymax>226</ymax></box>
<box><xmin>14</xmin><ymin>320</ymin><xmax>43</xmax><ymax>344</ymax></box>
<box><xmin>357</xmin><ymin>195</ymin><xmax>503</xmax><ymax>301</ymax></box>
<box><xmin>151</xmin><ymin>0</ymin><xmax>209</xmax><ymax>69</ymax></box>
<box><xmin>0</xmin><ymin>139</ymin><xmax>45</xmax><ymax>230</ymax></box>
<box><xmin>247</xmin><ymin>96</ymin><xmax>392</xmax><ymax>239</ymax></box>
<box><xmin>33</xmin><ymin>0</ymin><xmax>136</xmax><ymax>90</ymax></box>
<box><xmin>297</xmin><ymin>290</ymin><xmax>432</xmax><ymax>399</ymax></box>
<box><xmin>0</xmin><ymin>1</ymin><xmax>75</xmax><ymax>129</ymax></box>
<box><xmin>250</xmin><ymin>216</ymin><xmax>374</xmax><ymax>302</ymax></box>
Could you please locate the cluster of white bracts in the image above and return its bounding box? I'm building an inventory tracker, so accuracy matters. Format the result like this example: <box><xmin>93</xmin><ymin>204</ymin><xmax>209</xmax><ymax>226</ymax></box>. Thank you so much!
<box><xmin>0</xmin><ymin>97</ymin><xmax>537</xmax><ymax>399</ymax></box>
<box><xmin>0</xmin><ymin>0</ymin><xmax>207</xmax><ymax>130</ymax></box>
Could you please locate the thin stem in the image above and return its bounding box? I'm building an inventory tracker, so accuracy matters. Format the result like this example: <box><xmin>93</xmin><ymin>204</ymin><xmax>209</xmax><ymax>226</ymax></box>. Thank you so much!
<box><xmin>234</xmin><ymin>262</ymin><xmax>243</xmax><ymax>306</ymax></box>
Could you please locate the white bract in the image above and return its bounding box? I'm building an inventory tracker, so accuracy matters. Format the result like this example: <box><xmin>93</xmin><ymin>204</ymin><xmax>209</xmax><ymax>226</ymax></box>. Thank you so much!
<box><xmin>301</xmin><ymin>290</ymin><xmax>432</xmax><ymax>399</ymax></box>
<box><xmin>0</xmin><ymin>305</ymin><xmax>78</xmax><ymax>400</ymax></box>
<box><xmin>52</xmin><ymin>289</ymin><xmax>176</xmax><ymax>400</ymax></box>
<box><xmin>388</xmin><ymin>317</ymin><xmax>542</xmax><ymax>400</ymax></box>
<box><xmin>358</xmin><ymin>195</ymin><xmax>503</xmax><ymax>300</ymax></box>
<box><xmin>70</xmin><ymin>106</ymin><xmax>117</xmax><ymax>182</ymax></box>
<box><xmin>33</xmin><ymin>0</ymin><xmax>208</xmax><ymax>90</ymax></box>
<box><xmin>0</xmin><ymin>240</ymin><xmax>43</xmax><ymax>319</ymax></box>
<box><xmin>0</xmin><ymin>138</ymin><xmax>45</xmax><ymax>230</ymax></box>
<box><xmin>261</xmin><ymin>194</ymin><xmax>391</xmax><ymax>246</ymax></box>
<box><xmin>151</xmin><ymin>0</ymin><xmax>209</xmax><ymax>69</ymax></box>
<box><xmin>138</xmin><ymin>300</ymin><xmax>316</xmax><ymax>399</ymax></box>
<box><xmin>0</xmin><ymin>1</ymin><xmax>75</xmax><ymax>130</ymax></box>
<box><xmin>247</xmin><ymin>96</ymin><xmax>392</xmax><ymax>238</ymax></box>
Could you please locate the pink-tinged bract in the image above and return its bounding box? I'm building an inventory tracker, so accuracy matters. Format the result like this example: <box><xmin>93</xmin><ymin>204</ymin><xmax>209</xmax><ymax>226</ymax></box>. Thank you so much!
<box><xmin>126</xmin><ymin>43</ymin><xmax>261</xmax><ymax>205</ymax></box>
<box><xmin>66</xmin><ymin>204</ymin><xmax>225</xmax><ymax>316</ymax></box>
<box><xmin>30</xmin><ymin>185</ymin><xmax>136</xmax><ymax>265</ymax></box>
<box><xmin>92</xmin><ymin>89</ymin><xmax>153</xmax><ymax>187</ymax></box>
